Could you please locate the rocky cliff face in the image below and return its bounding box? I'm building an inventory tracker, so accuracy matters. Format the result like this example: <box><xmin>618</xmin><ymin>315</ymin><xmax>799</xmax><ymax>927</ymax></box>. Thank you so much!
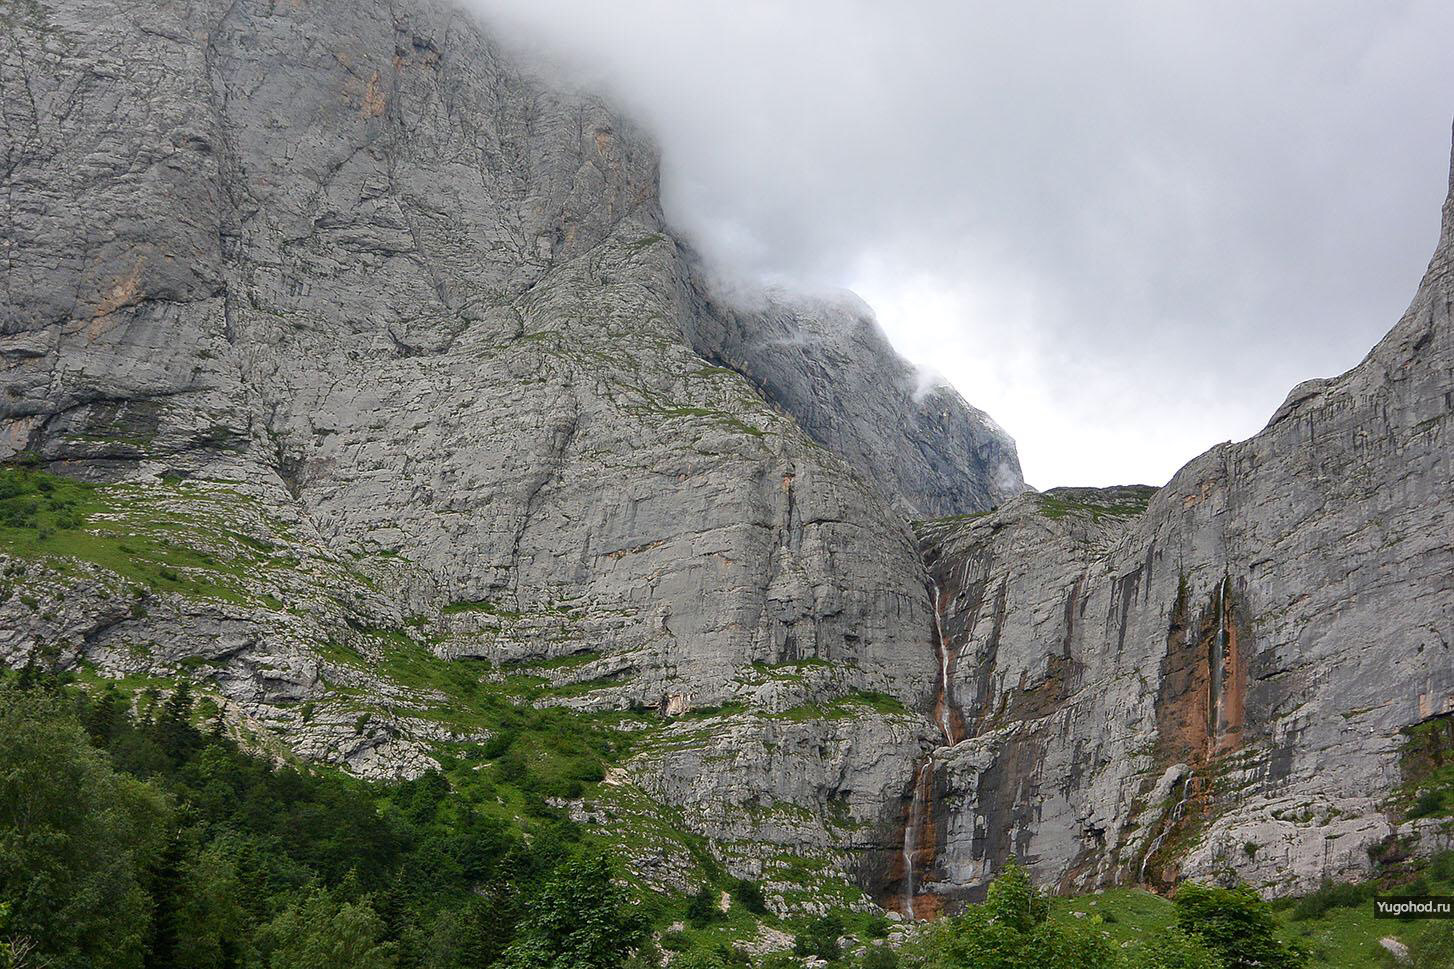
<box><xmin>0</xmin><ymin>0</ymin><xmax>1006</xmax><ymax>702</ymax></box>
<box><xmin>0</xmin><ymin>0</ymin><xmax>1002</xmax><ymax>898</ymax></box>
<box><xmin>1</xmin><ymin>0</ymin><xmax>1450</xmax><ymax>915</ymax></box>
<box><xmin>680</xmin><ymin>287</ymin><xmax>1026</xmax><ymax>519</ymax></box>
<box><xmin>903</xmin><ymin>153</ymin><xmax>1454</xmax><ymax>902</ymax></box>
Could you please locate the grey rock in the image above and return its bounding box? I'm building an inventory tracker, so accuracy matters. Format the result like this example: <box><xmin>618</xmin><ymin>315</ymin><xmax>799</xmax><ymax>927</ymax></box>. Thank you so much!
<box><xmin>0</xmin><ymin>0</ymin><xmax>977</xmax><ymax>893</ymax></box>
<box><xmin>680</xmin><ymin>286</ymin><xmax>1028</xmax><ymax>517</ymax></box>
<box><xmin>1</xmin><ymin>0</ymin><xmax>1451</xmax><ymax>912</ymax></box>
<box><xmin>911</xmin><ymin>141</ymin><xmax>1454</xmax><ymax>899</ymax></box>
<box><xmin>0</xmin><ymin>0</ymin><xmax>996</xmax><ymax>713</ymax></box>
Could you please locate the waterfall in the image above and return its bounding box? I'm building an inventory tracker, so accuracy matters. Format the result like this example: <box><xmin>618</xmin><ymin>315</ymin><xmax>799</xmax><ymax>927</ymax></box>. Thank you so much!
<box><xmin>930</xmin><ymin>582</ymin><xmax>956</xmax><ymax>744</ymax></box>
<box><xmin>896</xmin><ymin>574</ymin><xmax>962</xmax><ymax>919</ymax></box>
<box><xmin>1140</xmin><ymin>774</ymin><xmax>1193</xmax><ymax>882</ymax></box>
<box><xmin>902</xmin><ymin>759</ymin><xmax>933</xmax><ymax>919</ymax></box>
<box><xmin>1210</xmin><ymin>575</ymin><xmax>1227</xmax><ymax>738</ymax></box>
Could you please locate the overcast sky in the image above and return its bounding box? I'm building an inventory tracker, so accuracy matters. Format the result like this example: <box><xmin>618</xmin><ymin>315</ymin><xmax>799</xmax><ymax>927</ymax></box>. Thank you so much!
<box><xmin>470</xmin><ymin>1</ymin><xmax>1454</xmax><ymax>489</ymax></box>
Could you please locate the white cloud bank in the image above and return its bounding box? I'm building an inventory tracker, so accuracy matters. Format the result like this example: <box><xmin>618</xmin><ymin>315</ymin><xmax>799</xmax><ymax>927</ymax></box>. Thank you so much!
<box><xmin>469</xmin><ymin>0</ymin><xmax>1454</xmax><ymax>488</ymax></box>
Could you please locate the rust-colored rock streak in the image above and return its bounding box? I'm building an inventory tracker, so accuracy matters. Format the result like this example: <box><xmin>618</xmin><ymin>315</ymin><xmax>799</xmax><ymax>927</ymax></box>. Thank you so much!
<box><xmin>1141</xmin><ymin>575</ymin><xmax>1249</xmax><ymax>885</ymax></box>
<box><xmin>1155</xmin><ymin>576</ymin><xmax>1247</xmax><ymax>767</ymax></box>
<box><xmin>894</xmin><ymin>757</ymin><xmax>948</xmax><ymax>921</ymax></box>
<box><xmin>889</xmin><ymin>575</ymin><xmax>968</xmax><ymax>920</ymax></box>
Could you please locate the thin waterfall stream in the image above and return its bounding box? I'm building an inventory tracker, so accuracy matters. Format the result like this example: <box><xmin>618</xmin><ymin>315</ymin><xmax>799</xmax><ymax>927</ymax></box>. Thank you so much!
<box><xmin>1210</xmin><ymin>576</ymin><xmax>1227</xmax><ymax>738</ymax></box>
<box><xmin>931</xmin><ymin>583</ymin><xmax>956</xmax><ymax>742</ymax></box>
<box><xmin>900</xmin><ymin>575</ymin><xmax>963</xmax><ymax>918</ymax></box>
<box><xmin>900</xmin><ymin>761</ymin><xmax>933</xmax><ymax>920</ymax></box>
<box><xmin>1140</xmin><ymin>774</ymin><xmax>1194</xmax><ymax>882</ymax></box>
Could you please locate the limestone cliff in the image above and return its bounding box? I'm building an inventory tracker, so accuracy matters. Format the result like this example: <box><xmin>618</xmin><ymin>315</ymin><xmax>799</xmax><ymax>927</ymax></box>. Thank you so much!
<box><xmin>0</xmin><ymin>0</ymin><xmax>1000</xmax><ymax>898</ymax></box>
<box><xmin>1</xmin><ymin>0</ymin><xmax>1450</xmax><ymax>915</ymax></box>
<box><xmin>903</xmin><ymin>147</ymin><xmax>1454</xmax><ymax>902</ymax></box>
<box><xmin>680</xmin><ymin>287</ymin><xmax>1027</xmax><ymax>519</ymax></box>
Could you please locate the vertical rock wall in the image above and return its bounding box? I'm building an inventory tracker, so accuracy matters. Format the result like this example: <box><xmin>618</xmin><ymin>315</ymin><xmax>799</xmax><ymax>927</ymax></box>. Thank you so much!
<box><xmin>910</xmin><ymin>157</ymin><xmax>1454</xmax><ymax>898</ymax></box>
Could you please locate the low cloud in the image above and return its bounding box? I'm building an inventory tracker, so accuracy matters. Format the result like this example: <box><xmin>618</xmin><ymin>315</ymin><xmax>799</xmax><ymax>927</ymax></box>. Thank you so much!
<box><xmin>468</xmin><ymin>0</ymin><xmax>1454</xmax><ymax>488</ymax></box>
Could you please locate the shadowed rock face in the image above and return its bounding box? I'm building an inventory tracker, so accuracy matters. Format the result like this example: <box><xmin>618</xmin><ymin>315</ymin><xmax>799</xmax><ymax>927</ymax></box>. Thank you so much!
<box><xmin>1</xmin><ymin>0</ymin><xmax>1450</xmax><ymax>910</ymax></box>
<box><xmin>680</xmin><ymin>287</ymin><xmax>1028</xmax><ymax>518</ymax></box>
<box><xmin>912</xmin><ymin>145</ymin><xmax>1454</xmax><ymax>900</ymax></box>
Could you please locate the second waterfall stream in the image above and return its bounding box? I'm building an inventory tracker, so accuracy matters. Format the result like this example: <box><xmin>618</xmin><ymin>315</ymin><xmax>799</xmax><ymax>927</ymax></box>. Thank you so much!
<box><xmin>900</xmin><ymin>576</ymin><xmax>964</xmax><ymax>919</ymax></box>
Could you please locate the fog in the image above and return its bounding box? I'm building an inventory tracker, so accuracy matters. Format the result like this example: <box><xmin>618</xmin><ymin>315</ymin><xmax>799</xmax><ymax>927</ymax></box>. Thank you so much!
<box><xmin>469</xmin><ymin>0</ymin><xmax>1454</xmax><ymax>488</ymax></box>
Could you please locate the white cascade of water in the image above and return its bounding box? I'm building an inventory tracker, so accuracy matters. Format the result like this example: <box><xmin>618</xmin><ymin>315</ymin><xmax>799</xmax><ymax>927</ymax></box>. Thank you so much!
<box><xmin>902</xmin><ymin>759</ymin><xmax>932</xmax><ymax>919</ymax></box>
<box><xmin>930</xmin><ymin>581</ymin><xmax>954</xmax><ymax>744</ymax></box>
<box><xmin>1210</xmin><ymin>576</ymin><xmax>1227</xmax><ymax>738</ymax></box>
<box><xmin>1140</xmin><ymin>774</ymin><xmax>1193</xmax><ymax>882</ymax></box>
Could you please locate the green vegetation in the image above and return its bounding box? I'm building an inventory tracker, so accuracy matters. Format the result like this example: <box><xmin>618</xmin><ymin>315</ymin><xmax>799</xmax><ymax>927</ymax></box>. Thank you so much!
<box><xmin>625</xmin><ymin>385</ymin><xmax>769</xmax><ymax>438</ymax></box>
<box><xmin>0</xmin><ymin>676</ymin><xmax>168</xmax><ymax>968</ymax></box>
<box><xmin>7</xmin><ymin>667</ymin><xmax>1454</xmax><ymax>969</ymax></box>
<box><xmin>621</xmin><ymin>233</ymin><xmax>666</xmax><ymax>257</ymax></box>
<box><xmin>1273</xmin><ymin>848</ymin><xmax>1454</xmax><ymax>969</ymax></box>
<box><xmin>1396</xmin><ymin>712</ymin><xmax>1454</xmax><ymax>819</ymax></box>
<box><xmin>500</xmin><ymin>853</ymin><xmax>647</xmax><ymax>968</ymax></box>
<box><xmin>0</xmin><ymin>453</ymin><xmax>909</xmax><ymax>929</ymax></box>
<box><xmin>0</xmin><ymin>467</ymin><xmax>285</xmax><ymax>607</ymax></box>
<box><xmin>893</xmin><ymin>860</ymin><xmax>1454</xmax><ymax>969</ymax></box>
<box><xmin>309</xmin><ymin>628</ymin><xmax>638</xmax><ymax>812</ymax></box>
<box><xmin>898</xmin><ymin>860</ymin><xmax>1222</xmax><ymax>968</ymax></box>
<box><xmin>731</xmin><ymin>878</ymin><xmax>769</xmax><ymax>915</ymax></box>
<box><xmin>0</xmin><ymin>671</ymin><xmax>648</xmax><ymax>969</ymax></box>
<box><xmin>1171</xmin><ymin>883</ymin><xmax>1307</xmax><ymax>969</ymax></box>
<box><xmin>793</xmin><ymin>913</ymin><xmax>846</xmax><ymax>962</ymax></box>
<box><xmin>1036</xmin><ymin>486</ymin><xmax>1157</xmax><ymax>522</ymax></box>
<box><xmin>1053</xmin><ymin>854</ymin><xmax>1454</xmax><ymax>969</ymax></box>
<box><xmin>0</xmin><ymin>464</ymin><xmax>92</xmax><ymax>532</ymax></box>
<box><xmin>7</xmin><ymin>469</ymin><xmax>1452</xmax><ymax>968</ymax></box>
<box><xmin>0</xmin><ymin>665</ymin><xmax>891</xmax><ymax>967</ymax></box>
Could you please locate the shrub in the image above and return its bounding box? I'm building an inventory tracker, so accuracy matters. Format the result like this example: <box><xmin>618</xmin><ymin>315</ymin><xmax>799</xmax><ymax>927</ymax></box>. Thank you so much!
<box><xmin>482</xmin><ymin>729</ymin><xmax>517</xmax><ymax>759</ymax></box>
<box><xmin>501</xmin><ymin>851</ymin><xmax>648</xmax><ymax>969</ymax></box>
<box><xmin>1289</xmin><ymin>879</ymin><xmax>1372</xmax><ymax>921</ymax></box>
<box><xmin>730</xmin><ymin>878</ymin><xmax>768</xmax><ymax>915</ymax></box>
<box><xmin>1430</xmin><ymin>850</ymin><xmax>1454</xmax><ymax>883</ymax></box>
<box><xmin>862</xmin><ymin>912</ymin><xmax>891</xmax><ymax>937</ymax></box>
<box><xmin>686</xmin><ymin>886</ymin><xmax>721</xmax><ymax>928</ymax></box>
<box><xmin>861</xmin><ymin>946</ymin><xmax>900</xmax><ymax>969</ymax></box>
<box><xmin>496</xmin><ymin>750</ymin><xmax>527</xmax><ymax>783</ymax></box>
<box><xmin>793</xmin><ymin>914</ymin><xmax>844</xmax><ymax>962</ymax></box>
<box><xmin>1398</xmin><ymin>875</ymin><xmax>1432</xmax><ymax>899</ymax></box>
<box><xmin>1408</xmin><ymin>788</ymin><xmax>1446</xmax><ymax>819</ymax></box>
<box><xmin>985</xmin><ymin>858</ymin><xmax>1049</xmax><ymax>932</ymax></box>
<box><xmin>1174</xmin><ymin>882</ymin><xmax>1308</xmax><ymax>969</ymax></box>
